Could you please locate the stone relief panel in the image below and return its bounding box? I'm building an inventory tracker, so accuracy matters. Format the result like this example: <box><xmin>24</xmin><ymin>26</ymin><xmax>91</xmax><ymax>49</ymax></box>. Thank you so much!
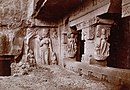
<box><xmin>39</xmin><ymin>29</ymin><xmax>52</xmax><ymax>65</ymax></box>
<box><xmin>50</xmin><ymin>28</ymin><xmax>59</xmax><ymax>65</ymax></box>
<box><xmin>23</xmin><ymin>28</ymin><xmax>36</xmax><ymax>63</ymax></box>
<box><xmin>27</xmin><ymin>49</ymin><xmax>36</xmax><ymax>67</ymax></box>
<box><xmin>88</xmin><ymin>26</ymin><xmax>95</xmax><ymax>40</ymax></box>
<box><xmin>66</xmin><ymin>33</ymin><xmax>77</xmax><ymax>58</ymax></box>
<box><xmin>51</xmin><ymin>28</ymin><xmax>58</xmax><ymax>39</ymax></box>
<box><xmin>122</xmin><ymin>0</ymin><xmax>130</xmax><ymax>17</ymax></box>
<box><xmin>82</xmin><ymin>26</ymin><xmax>95</xmax><ymax>40</ymax></box>
<box><xmin>94</xmin><ymin>25</ymin><xmax>111</xmax><ymax>60</ymax></box>
<box><xmin>22</xmin><ymin>28</ymin><xmax>58</xmax><ymax>67</ymax></box>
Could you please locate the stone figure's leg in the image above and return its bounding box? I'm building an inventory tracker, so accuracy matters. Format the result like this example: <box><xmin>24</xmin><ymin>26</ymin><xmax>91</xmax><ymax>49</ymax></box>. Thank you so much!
<box><xmin>41</xmin><ymin>51</ymin><xmax>45</xmax><ymax>65</ymax></box>
<box><xmin>45</xmin><ymin>50</ymin><xmax>49</xmax><ymax>65</ymax></box>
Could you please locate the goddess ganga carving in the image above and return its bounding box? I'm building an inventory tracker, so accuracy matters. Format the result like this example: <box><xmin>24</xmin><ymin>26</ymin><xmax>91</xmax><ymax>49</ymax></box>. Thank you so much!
<box><xmin>39</xmin><ymin>29</ymin><xmax>53</xmax><ymax>65</ymax></box>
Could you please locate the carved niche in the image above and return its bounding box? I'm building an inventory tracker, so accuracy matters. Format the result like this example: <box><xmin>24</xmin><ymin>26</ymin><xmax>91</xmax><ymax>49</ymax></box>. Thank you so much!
<box><xmin>94</xmin><ymin>25</ymin><xmax>111</xmax><ymax>60</ymax></box>
<box><xmin>24</xmin><ymin>28</ymin><xmax>58</xmax><ymax>66</ymax></box>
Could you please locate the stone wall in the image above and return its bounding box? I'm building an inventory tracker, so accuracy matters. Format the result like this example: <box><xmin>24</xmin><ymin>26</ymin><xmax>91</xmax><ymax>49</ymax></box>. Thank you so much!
<box><xmin>0</xmin><ymin>0</ymin><xmax>28</xmax><ymax>55</ymax></box>
<box><xmin>0</xmin><ymin>0</ymin><xmax>28</xmax><ymax>26</ymax></box>
<box><xmin>106</xmin><ymin>0</ymin><xmax>130</xmax><ymax>69</ymax></box>
<box><xmin>108</xmin><ymin>17</ymin><xmax>130</xmax><ymax>69</ymax></box>
<box><xmin>58</xmin><ymin>0</ymin><xmax>119</xmax><ymax>67</ymax></box>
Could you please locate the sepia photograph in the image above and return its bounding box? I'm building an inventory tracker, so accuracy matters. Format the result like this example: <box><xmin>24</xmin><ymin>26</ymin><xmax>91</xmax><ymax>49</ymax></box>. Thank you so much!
<box><xmin>0</xmin><ymin>0</ymin><xmax>129</xmax><ymax>90</ymax></box>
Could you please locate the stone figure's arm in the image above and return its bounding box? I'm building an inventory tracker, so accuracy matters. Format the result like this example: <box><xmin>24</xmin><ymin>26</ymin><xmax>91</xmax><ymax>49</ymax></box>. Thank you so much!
<box><xmin>49</xmin><ymin>39</ymin><xmax>53</xmax><ymax>52</ymax></box>
<box><xmin>40</xmin><ymin>40</ymin><xmax>43</xmax><ymax>47</ymax></box>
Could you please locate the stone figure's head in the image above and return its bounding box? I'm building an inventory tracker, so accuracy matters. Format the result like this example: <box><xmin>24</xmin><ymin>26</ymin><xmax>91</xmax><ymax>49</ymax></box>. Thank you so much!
<box><xmin>68</xmin><ymin>33</ymin><xmax>74</xmax><ymax>38</ymax></box>
<box><xmin>101</xmin><ymin>28</ymin><xmax>106</xmax><ymax>35</ymax></box>
<box><xmin>52</xmin><ymin>52</ymin><xmax>56</xmax><ymax>57</ymax></box>
<box><xmin>42</xmin><ymin>29</ymin><xmax>49</xmax><ymax>38</ymax></box>
<box><xmin>70</xmin><ymin>33</ymin><xmax>75</xmax><ymax>38</ymax></box>
<box><xmin>28</xmin><ymin>49</ymin><xmax>34</xmax><ymax>54</ymax></box>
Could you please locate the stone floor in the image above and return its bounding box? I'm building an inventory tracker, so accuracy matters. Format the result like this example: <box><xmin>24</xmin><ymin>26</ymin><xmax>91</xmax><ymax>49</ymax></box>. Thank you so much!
<box><xmin>0</xmin><ymin>65</ymin><xmax>120</xmax><ymax>90</ymax></box>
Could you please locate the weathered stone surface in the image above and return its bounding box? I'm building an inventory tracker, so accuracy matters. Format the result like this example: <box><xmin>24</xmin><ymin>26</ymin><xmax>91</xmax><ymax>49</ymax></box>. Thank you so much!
<box><xmin>122</xmin><ymin>0</ymin><xmax>130</xmax><ymax>17</ymax></box>
<box><xmin>0</xmin><ymin>0</ymin><xmax>130</xmax><ymax>89</ymax></box>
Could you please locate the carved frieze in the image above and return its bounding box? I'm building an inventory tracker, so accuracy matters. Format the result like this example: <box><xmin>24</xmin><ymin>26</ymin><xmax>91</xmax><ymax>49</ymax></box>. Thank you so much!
<box><xmin>76</xmin><ymin>17</ymin><xmax>97</xmax><ymax>30</ymax></box>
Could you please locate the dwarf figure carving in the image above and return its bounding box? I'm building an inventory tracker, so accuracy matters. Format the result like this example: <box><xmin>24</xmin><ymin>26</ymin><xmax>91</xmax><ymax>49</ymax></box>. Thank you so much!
<box><xmin>27</xmin><ymin>49</ymin><xmax>36</xmax><ymax>67</ymax></box>
<box><xmin>51</xmin><ymin>52</ymin><xmax>57</xmax><ymax>65</ymax></box>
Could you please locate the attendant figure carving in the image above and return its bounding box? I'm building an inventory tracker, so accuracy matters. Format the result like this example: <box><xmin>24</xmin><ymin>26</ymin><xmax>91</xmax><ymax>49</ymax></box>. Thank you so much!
<box><xmin>34</xmin><ymin>31</ymin><xmax>41</xmax><ymax>65</ymax></box>
<box><xmin>67</xmin><ymin>33</ymin><xmax>77</xmax><ymax>58</ymax></box>
<box><xmin>40</xmin><ymin>29</ymin><xmax>52</xmax><ymax>65</ymax></box>
<box><xmin>27</xmin><ymin>49</ymin><xmax>36</xmax><ymax>67</ymax></box>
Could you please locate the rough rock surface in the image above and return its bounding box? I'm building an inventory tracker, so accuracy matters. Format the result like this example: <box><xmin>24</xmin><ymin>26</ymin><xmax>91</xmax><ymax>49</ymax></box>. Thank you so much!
<box><xmin>0</xmin><ymin>65</ymin><xmax>119</xmax><ymax>90</ymax></box>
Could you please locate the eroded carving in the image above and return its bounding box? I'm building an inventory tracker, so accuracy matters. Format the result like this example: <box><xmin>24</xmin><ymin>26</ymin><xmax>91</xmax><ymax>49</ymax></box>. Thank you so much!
<box><xmin>66</xmin><ymin>33</ymin><xmax>77</xmax><ymax>58</ymax></box>
<box><xmin>24</xmin><ymin>28</ymin><xmax>36</xmax><ymax>62</ymax></box>
<box><xmin>34</xmin><ymin>31</ymin><xmax>41</xmax><ymax>64</ymax></box>
<box><xmin>52</xmin><ymin>29</ymin><xmax>58</xmax><ymax>39</ymax></box>
<box><xmin>23</xmin><ymin>28</ymin><xmax>58</xmax><ymax>66</ymax></box>
<box><xmin>11</xmin><ymin>62</ymin><xmax>29</xmax><ymax>76</ymax></box>
<box><xmin>51</xmin><ymin>52</ymin><xmax>57</xmax><ymax>65</ymax></box>
<box><xmin>94</xmin><ymin>25</ymin><xmax>110</xmax><ymax>60</ymax></box>
<box><xmin>39</xmin><ymin>29</ymin><xmax>52</xmax><ymax>65</ymax></box>
<box><xmin>27</xmin><ymin>49</ymin><xmax>36</xmax><ymax>67</ymax></box>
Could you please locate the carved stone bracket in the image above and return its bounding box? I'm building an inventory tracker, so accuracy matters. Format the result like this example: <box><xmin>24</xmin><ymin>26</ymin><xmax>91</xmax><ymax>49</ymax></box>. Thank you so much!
<box><xmin>93</xmin><ymin>24</ymin><xmax>111</xmax><ymax>60</ymax></box>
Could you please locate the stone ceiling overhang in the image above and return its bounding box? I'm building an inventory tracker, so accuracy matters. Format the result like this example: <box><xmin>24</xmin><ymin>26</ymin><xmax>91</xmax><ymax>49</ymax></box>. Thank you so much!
<box><xmin>69</xmin><ymin>0</ymin><xmax>122</xmax><ymax>28</ymax></box>
<box><xmin>32</xmin><ymin>0</ymin><xmax>122</xmax><ymax>22</ymax></box>
<box><xmin>32</xmin><ymin>0</ymin><xmax>85</xmax><ymax>21</ymax></box>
